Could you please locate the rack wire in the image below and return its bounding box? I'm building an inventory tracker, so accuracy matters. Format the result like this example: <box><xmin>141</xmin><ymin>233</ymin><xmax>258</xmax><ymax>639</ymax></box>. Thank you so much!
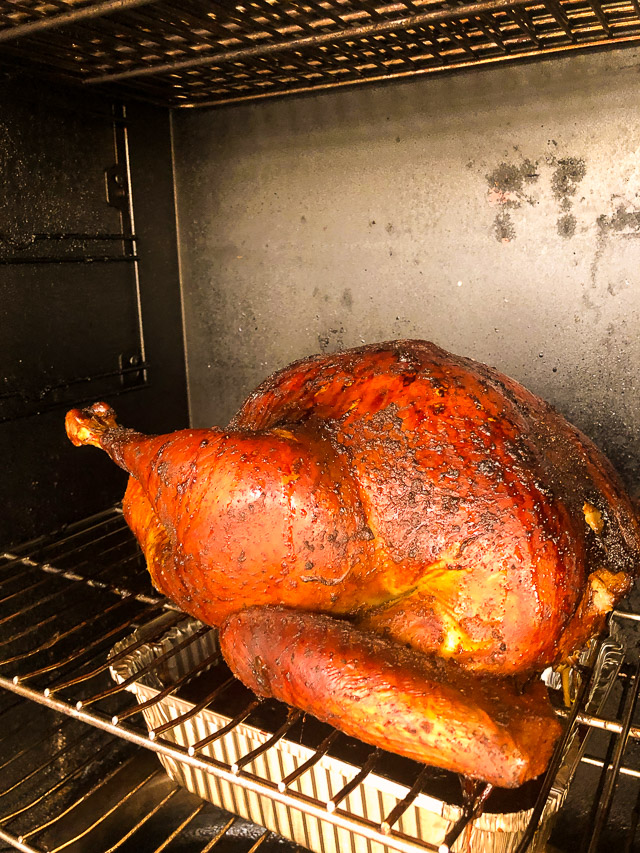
<box><xmin>0</xmin><ymin>233</ymin><xmax>138</xmax><ymax>265</ymax></box>
<box><xmin>1</xmin><ymin>0</ymin><xmax>640</xmax><ymax>107</ymax></box>
<box><xmin>0</xmin><ymin>694</ymin><xmax>303</xmax><ymax>853</ymax></box>
<box><xmin>1</xmin><ymin>507</ymin><xmax>640</xmax><ymax>853</ymax></box>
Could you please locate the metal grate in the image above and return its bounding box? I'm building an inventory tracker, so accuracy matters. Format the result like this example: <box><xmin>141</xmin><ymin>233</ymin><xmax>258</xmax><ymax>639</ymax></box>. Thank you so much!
<box><xmin>1</xmin><ymin>0</ymin><xmax>640</xmax><ymax>107</ymax></box>
<box><xmin>1</xmin><ymin>508</ymin><xmax>640</xmax><ymax>853</ymax></box>
<box><xmin>0</xmin><ymin>695</ymin><xmax>303</xmax><ymax>853</ymax></box>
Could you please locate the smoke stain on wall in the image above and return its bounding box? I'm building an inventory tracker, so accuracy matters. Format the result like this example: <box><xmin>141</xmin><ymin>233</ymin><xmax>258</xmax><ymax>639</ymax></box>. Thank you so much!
<box><xmin>550</xmin><ymin>157</ymin><xmax>586</xmax><ymax>239</ymax></box>
<box><xmin>485</xmin><ymin>154</ymin><xmax>590</xmax><ymax>242</ymax></box>
<box><xmin>557</xmin><ymin>213</ymin><xmax>577</xmax><ymax>239</ymax></box>
<box><xmin>486</xmin><ymin>159</ymin><xmax>539</xmax><ymax>242</ymax></box>
<box><xmin>551</xmin><ymin>157</ymin><xmax>586</xmax><ymax>204</ymax></box>
<box><xmin>494</xmin><ymin>211</ymin><xmax>516</xmax><ymax>242</ymax></box>
<box><xmin>318</xmin><ymin>325</ymin><xmax>345</xmax><ymax>352</ymax></box>
<box><xmin>597</xmin><ymin>203</ymin><xmax>640</xmax><ymax>235</ymax></box>
<box><xmin>341</xmin><ymin>288</ymin><xmax>353</xmax><ymax>311</ymax></box>
<box><xmin>487</xmin><ymin>160</ymin><xmax>539</xmax><ymax>205</ymax></box>
<box><xmin>591</xmin><ymin>197</ymin><xmax>640</xmax><ymax>296</ymax></box>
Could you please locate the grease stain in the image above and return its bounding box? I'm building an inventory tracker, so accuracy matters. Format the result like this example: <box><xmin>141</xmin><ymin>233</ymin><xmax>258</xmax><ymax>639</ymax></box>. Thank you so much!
<box><xmin>486</xmin><ymin>159</ymin><xmax>539</xmax><ymax>242</ymax></box>
<box><xmin>551</xmin><ymin>157</ymin><xmax>586</xmax><ymax>239</ymax></box>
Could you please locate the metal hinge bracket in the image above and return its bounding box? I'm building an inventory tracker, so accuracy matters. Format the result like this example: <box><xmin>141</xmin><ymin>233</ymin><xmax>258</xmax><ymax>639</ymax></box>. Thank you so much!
<box><xmin>105</xmin><ymin>164</ymin><xmax>129</xmax><ymax>213</ymax></box>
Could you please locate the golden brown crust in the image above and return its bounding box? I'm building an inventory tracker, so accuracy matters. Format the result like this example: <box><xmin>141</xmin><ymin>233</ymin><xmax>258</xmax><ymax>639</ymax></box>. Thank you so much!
<box><xmin>231</xmin><ymin>340</ymin><xmax>639</xmax><ymax>672</ymax></box>
<box><xmin>219</xmin><ymin>606</ymin><xmax>563</xmax><ymax>789</ymax></box>
<box><xmin>67</xmin><ymin>340</ymin><xmax>639</xmax><ymax>673</ymax></box>
<box><xmin>65</xmin><ymin>340</ymin><xmax>640</xmax><ymax>788</ymax></box>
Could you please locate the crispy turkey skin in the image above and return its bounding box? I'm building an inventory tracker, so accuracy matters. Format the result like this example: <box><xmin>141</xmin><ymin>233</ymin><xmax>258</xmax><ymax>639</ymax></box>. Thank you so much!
<box><xmin>65</xmin><ymin>340</ymin><xmax>640</xmax><ymax>788</ymax></box>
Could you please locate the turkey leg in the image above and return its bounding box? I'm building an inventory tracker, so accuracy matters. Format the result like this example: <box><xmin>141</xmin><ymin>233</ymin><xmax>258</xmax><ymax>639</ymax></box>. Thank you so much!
<box><xmin>218</xmin><ymin>605</ymin><xmax>563</xmax><ymax>789</ymax></box>
<box><xmin>65</xmin><ymin>403</ymin><xmax>381</xmax><ymax>623</ymax></box>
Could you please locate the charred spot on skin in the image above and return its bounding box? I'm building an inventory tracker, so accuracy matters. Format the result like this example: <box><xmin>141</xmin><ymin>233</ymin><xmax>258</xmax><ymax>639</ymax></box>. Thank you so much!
<box><xmin>251</xmin><ymin>655</ymin><xmax>272</xmax><ymax>694</ymax></box>
<box><xmin>441</xmin><ymin>495</ymin><xmax>461</xmax><ymax>513</ymax></box>
<box><xmin>476</xmin><ymin>459</ymin><xmax>498</xmax><ymax>477</ymax></box>
<box><xmin>154</xmin><ymin>440</ymin><xmax>172</xmax><ymax>462</ymax></box>
<box><xmin>156</xmin><ymin>460</ymin><xmax>171</xmax><ymax>486</ymax></box>
<box><xmin>401</xmin><ymin>372</ymin><xmax>419</xmax><ymax>387</ymax></box>
<box><xmin>176</xmin><ymin>478</ymin><xmax>191</xmax><ymax>495</ymax></box>
<box><xmin>490</xmin><ymin>648</ymin><xmax>507</xmax><ymax>665</ymax></box>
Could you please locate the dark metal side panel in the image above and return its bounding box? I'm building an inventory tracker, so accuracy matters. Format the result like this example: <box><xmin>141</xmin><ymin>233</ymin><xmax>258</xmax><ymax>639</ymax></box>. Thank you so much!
<box><xmin>0</xmin><ymin>72</ymin><xmax>188</xmax><ymax>546</ymax></box>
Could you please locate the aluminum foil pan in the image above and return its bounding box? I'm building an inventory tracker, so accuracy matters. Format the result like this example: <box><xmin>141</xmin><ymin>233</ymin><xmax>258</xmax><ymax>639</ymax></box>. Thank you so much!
<box><xmin>109</xmin><ymin>614</ymin><xmax>625</xmax><ymax>853</ymax></box>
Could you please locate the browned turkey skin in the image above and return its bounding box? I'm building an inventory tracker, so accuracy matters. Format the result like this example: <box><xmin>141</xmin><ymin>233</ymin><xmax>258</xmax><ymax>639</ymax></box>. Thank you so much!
<box><xmin>65</xmin><ymin>340</ymin><xmax>640</xmax><ymax>788</ymax></box>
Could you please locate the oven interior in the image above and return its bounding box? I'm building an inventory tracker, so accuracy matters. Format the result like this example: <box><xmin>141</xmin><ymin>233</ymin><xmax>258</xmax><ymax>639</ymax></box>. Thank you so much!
<box><xmin>2</xmin><ymin>3</ymin><xmax>640</xmax><ymax>851</ymax></box>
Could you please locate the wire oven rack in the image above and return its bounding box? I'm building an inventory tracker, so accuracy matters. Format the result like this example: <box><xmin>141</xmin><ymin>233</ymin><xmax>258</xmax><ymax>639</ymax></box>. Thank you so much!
<box><xmin>2</xmin><ymin>0</ymin><xmax>640</xmax><ymax>108</ymax></box>
<box><xmin>0</xmin><ymin>694</ymin><xmax>300</xmax><ymax>853</ymax></box>
<box><xmin>1</xmin><ymin>506</ymin><xmax>640</xmax><ymax>853</ymax></box>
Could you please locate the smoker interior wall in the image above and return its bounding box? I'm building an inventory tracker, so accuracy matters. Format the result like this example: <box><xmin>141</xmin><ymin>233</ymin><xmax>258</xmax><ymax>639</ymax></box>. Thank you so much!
<box><xmin>2</xmin><ymin>73</ymin><xmax>188</xmax><ymax>546</ymax></box>
<box><xmin>172</xmin><ymin>48</ymin><xmax>640</xmax><ymax>503</ymax></box>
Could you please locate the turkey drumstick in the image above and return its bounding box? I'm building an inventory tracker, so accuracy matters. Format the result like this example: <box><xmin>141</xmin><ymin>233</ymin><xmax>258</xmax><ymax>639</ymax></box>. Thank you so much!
<box><xmin>219</xmin><ymin>606</ymin><xmax>561</xmax><ymax>789</ymax></box>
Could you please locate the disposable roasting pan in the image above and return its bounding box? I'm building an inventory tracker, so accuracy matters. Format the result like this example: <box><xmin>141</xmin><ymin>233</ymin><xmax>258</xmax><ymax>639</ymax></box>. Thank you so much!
<box><xmin>109</xmin><ymin>613</ymin><xmax>625</xmax><ymax>853</ymax></box>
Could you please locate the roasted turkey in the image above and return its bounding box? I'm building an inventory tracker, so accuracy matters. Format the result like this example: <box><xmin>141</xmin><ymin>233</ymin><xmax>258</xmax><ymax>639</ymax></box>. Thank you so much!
<box><xmin>65</xmin><ymin>340</ymin><xmax>640</xmax><ymax>788</ymax></box>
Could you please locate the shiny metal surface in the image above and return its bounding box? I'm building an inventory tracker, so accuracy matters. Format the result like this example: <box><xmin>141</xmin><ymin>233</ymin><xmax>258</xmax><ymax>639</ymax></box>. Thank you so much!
<box><xmin>4</xmin><ymin>0</ymin><xmax>640</xmax><ymax>106</ymax></box>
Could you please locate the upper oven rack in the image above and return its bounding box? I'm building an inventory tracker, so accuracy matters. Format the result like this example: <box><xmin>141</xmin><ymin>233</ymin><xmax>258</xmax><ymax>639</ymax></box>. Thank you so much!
<box><xmin>1</xmin><ymin>0</ymin><xmax>640</xmax><ymax>108</ymax></box>
<box><xmin>1</xmin><ymin>507</ymin><xmax>640</xmax><ymax>853</ymax></box>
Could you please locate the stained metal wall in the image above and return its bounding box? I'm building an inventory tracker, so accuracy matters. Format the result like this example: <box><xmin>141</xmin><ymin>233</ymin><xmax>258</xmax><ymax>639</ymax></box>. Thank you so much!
<box><xmin>172</xmin><ymin>47</ymin><xmax>640</xmax><ymax>502</ymax></box>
